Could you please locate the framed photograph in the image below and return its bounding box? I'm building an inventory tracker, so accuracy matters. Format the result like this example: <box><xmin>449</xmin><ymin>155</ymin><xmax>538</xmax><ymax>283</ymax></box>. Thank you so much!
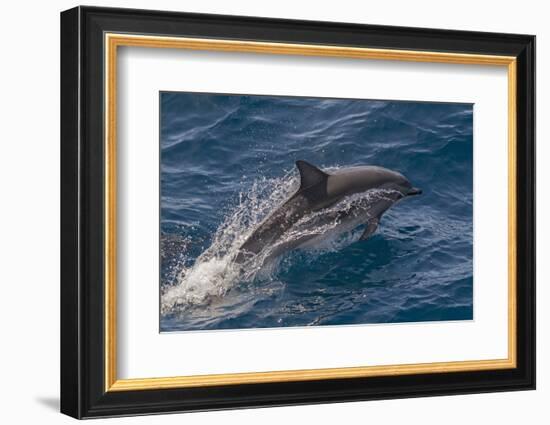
<box><xmin>60</xmin><ymin>6</ymin><xmax>535</xmax><ymax>419</ymax></box>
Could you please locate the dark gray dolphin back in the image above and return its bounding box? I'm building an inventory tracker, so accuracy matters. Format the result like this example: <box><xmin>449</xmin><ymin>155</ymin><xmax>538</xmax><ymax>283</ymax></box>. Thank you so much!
<box><xmin>235</xmin><ymin>161</ymin><xmax>328</xmax><ymax>263</ymax></box>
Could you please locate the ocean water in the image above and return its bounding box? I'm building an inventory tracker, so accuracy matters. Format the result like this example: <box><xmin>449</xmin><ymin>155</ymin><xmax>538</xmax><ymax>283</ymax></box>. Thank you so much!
<box><xmin>159</xmin><ymin>92</ymin><xmax>473</xmax><ymax>332</ymax></box>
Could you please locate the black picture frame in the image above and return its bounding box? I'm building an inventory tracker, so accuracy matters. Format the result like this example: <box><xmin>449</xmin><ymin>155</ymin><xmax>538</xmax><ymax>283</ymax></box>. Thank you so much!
<box><xmin>61</xmin><ymin>5</ymin><xmax>535</xmax><ymax>419</ymax></box>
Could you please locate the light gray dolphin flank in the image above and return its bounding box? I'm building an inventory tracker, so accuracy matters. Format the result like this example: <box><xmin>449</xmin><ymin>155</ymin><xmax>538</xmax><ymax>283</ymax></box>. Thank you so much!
<box><xmin>234</xmin><ymin>160</ymin><xmax>422</xmax><ymax>264</ymax></box>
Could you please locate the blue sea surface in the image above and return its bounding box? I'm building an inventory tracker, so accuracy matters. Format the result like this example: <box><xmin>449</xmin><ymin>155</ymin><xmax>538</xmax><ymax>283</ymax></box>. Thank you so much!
<box><xmin>159</xmin><ymin>92</ymin><xmax>473</xmax><ymax>332</ymax></box>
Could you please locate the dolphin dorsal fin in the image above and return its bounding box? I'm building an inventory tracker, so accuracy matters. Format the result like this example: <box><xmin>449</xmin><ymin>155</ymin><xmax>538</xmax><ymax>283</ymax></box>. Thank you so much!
<box><xmin>296</xmin><ymin>160</ymin><xmax>329</xmax><ymax>191</ymax></box>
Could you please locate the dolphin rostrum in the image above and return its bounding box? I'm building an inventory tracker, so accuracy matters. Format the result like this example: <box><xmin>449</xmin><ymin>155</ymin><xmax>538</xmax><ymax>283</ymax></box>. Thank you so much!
<box><xmin>234</xmin><ymin>160</ymin><xmax>422</xmax><ymax>265</ymax></box>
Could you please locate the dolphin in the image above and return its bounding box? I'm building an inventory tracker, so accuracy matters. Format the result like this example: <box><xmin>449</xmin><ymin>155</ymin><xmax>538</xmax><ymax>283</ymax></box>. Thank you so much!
<box><xmin>234</xmin><ymin>160</ymin><xmax>422</xmax><ymax>265</ymax></box>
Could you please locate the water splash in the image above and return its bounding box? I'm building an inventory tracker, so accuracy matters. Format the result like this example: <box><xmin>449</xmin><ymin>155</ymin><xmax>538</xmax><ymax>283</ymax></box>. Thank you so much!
<box><xmin>161</xmin><ymin>170</ymin><xmax>297</xmax><ymax>313</ymax></box>
<box><xmin>160</xmin><ymin>169</ymin><xmax>399</xmax><ymax>314</ymax></box>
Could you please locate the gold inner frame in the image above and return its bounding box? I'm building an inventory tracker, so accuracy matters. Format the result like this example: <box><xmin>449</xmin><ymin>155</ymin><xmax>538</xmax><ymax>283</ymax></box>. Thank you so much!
<box><xmin>104</xmin><ymin>33</ymin><xmax>518</xmax><ymax>392</ymax></box>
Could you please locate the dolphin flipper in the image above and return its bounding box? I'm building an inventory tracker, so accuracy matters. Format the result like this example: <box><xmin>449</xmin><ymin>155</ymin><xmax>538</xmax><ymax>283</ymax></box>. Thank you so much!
<box><xmin>359</xmin><ymin>218</ymin><xmax>379</xmax><ymax>241</ymax></box>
